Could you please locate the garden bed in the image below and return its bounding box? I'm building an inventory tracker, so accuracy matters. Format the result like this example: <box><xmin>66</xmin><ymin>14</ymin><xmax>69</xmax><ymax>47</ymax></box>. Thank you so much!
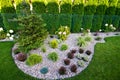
<box><xmin>11</xmin><ymin>32</ymin><xmax>120</xmax><ymax>79</ymax></box>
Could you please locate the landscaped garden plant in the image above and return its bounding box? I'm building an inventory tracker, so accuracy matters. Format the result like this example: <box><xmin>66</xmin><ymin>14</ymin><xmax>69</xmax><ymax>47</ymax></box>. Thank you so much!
<box><xmin>60</xmin><ymin>44</ymin><xmax>68</xmax><ymax>51</ymax></box>
<box><xmin>70</xmin><ymin>49</ymin><xmax>77</xmax><ymax>54</ymax></box>
<box><xmin>77</xmin><ymin>60</ymin><xmax>84</xmax><ymax>67</ymax></box>
<box><xmin>67</xmin><ymin>52</ymin><xmax>74</xmax><ymax>59</ymax></box>
<box><xmin>0</xmin><ymin>27</ymin><xmax>6</xmax><ymax>39</ymax></box>
<box><xmin>55</xmin><ymin>26</ymin><xmax>70</xmax><ymax>40</ymax></box>
<box><xmin>41</xmin><ymin>45</ymin><xmax>46</xmax><ymax>53</ymax></box>
<box><xmin>85</xmin><ymin>50</ymin><xmax>92</xmax><ymax>55</ymax></box>
<box><xmin>77</xmin><ymin>37</ymin><xmax>87</xmax><ymax>47</ymax></box>
<box><xmin>26</xmin><ymin>54</ymin><xmax>43</xmax><ymax>66</ymax></box>
<box><xmin>16</xmin><ymin>15</ymin><xmax>48</xmax><ymax>53</ymax></box>
<box><xmin>104</xmin><ymin>23</ymin><xmax>116</xmax><ymax>32</ymax></box>
<box><xmin>79</xmin><ymin>48</ymin><xmax>84</xmax><ymax>53</ymax></box>
<box><xmin>64</xmin><ymin>59</ymin><xmax>70</xmax><ymax>65</ymax></box>
<box><xmin>59</xmin><ymin>66</ymin><xmax>66</xmax><ymax>75</ymax></box>
<box><xmin>16</xmin><ymin>53</ymin><xmax>27</xmax><ymax>62</ymax></box>
<box><xmin>48</xmin><ymin>52</ymin><xmax>58</xmax><ymax>62</ymax></box>
<box><xmin>49</xmin><ymin>39</ymin><xmax>58</xmax><ymax>49</ymax></box>
<box><xmin>70</xmin><ymin>64</ymin><xmax>77</xmax><ymax>73</ymax></box>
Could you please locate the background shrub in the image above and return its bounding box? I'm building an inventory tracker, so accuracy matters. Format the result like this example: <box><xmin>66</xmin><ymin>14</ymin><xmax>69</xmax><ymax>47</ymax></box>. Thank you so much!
<box><xmin>26</xmin><ymin>54</ymin><xmax>43</xmax><ymax>66</ymax></box>
<box><xmin>17</xmin><ymin>15</ymin><xmax>48</xmax><ymax>53</ymax></box>
<box><xmin>1</xmin><ymin>0</ymin><xmax>18</xmax><ymax>31</ymax></box>
<box><xmin>32</xmin><ymin>0</ymin><xmax>46</xmax><ymax>14</ymax></box>
<box><xmin>72</xmin><ymin>0</ymin><xmax>84</xmax><ymax>33</ymax></box>
<box><xmin>48</xmin><ymin>52</ymin><xmax>58</xmax><ymax>62</ymax></box>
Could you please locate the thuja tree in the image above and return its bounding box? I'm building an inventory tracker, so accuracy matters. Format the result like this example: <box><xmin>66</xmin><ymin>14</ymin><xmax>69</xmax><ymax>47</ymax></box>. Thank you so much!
<box><xmin>92</xmin><ymin>0</ymin><xmax>107</xmax><ymax>31</ymax></box>
<box><xmin>82</xmin><ymin>0</ymin><xmax>97</xmax><ymax>30</ymax></box>
<box><xmin>17</xmin><ymin>15</ymin><xmax>48</xmax><ymax>53</ymax></box>
<box><xmin>72</xmin><ymin>0</ymin><xmax>84</xmax><ymax>33</ymax></box>
<box><xmin>32</xmin><ymin>0</ymin><xmax>46</xmax><ymax>14</ymax></box>
<box><xmin>59</xmin><ymin>0</ymin><xmax>72</xmax><ymax>30</ymax></box>
<box><xmin>102</xmin><ymin>0</ymin><xmax>118</xmax><ymax>30</ymax></box>
<box><xmin>43</xmin><ymin>0</ymin><xmax>59</xmax><ymax>34</ymax></box>
<box><xmin>1</xmin><ymin>0</ymin><xmax>18</xmax><ymax>31</ymax></box>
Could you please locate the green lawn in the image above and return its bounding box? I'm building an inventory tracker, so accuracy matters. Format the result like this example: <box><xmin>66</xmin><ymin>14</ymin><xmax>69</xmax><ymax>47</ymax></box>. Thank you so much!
<box><xmin>0</xmin><ymin>36</ymin><xmax>120</xmax><ymax>80</ymax></box>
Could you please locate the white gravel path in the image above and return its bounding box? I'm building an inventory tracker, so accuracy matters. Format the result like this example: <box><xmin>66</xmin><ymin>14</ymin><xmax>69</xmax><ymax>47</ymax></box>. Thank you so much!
<box><xmin>11</xmin><ymin>32</ymin><xmax>120</xmax><ymax>80</ymax></box>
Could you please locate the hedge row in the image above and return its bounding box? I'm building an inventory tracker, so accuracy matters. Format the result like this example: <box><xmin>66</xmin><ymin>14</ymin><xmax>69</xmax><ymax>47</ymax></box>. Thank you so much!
<box><xmin>0</xmin><ymin>0</ymin><xmax>120</xmax><ymax>33</ymax></box>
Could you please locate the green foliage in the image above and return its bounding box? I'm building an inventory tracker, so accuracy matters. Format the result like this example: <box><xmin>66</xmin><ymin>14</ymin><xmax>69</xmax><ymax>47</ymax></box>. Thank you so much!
<box><xmin>0</xmin><ymin>31</ymin><xmax>6</xmax><ymax>39</ymax></box>
<box><xmin>84</xmin><ymin>36</ymin><xmax>92</xmax><ymax>42</ymax></box>
<box><xmin>16</xmin><ymin>0</ymin><xmax>30</xmax><ymax>16</ymax></box>
<box><xmin>17</xmin><ymin>15</ymin><xmax>48</xmax><ymax>53</ymax></box>
<box><xmin>92</xmin><ymin>4</ymin><xmax>107</xmax><ymax>31</ymax></box>
<box><xmin>95</xmin><ymin>36</ymin><xmax>102</xmax><ymax>41</ymax></box>
<box><xmin>55</xmin><ymin>26</ymin><xmax>70</xmax><ymax>40</ymax></box>
<box><xmin>26</xmin><ymin>54</ymin><xmax>43</xmax><ymax>66</ymax></box>
<box><xmin>42</xmin><ymin>14</ymin><xmax>59</xmax><ymax>34</ymax></box>
<box><xmin>60</xmin><ymin>44</ymin><xmax>68</xmax><ymax>51</ymax></box>
<box><xmin>41</xmin><ymin>45</ymin><xmax>46</xmax><ymax>53</ymax></box>
<box><xmin>0</xmin><ymin>13</ymin><xmax>4</xmax><ymax>28</ymax></box>
<box><xmin>77</xmin><ymin>37</ymin><xmax>86</xmax><ymax>47</ymax></box>
<box><xmin>32</xmin><ymin>1</ymin><xmax>46</xmax><ymax>14</ymax></box>
<box><xmin>48</xmin><ymin>52</ymin><xmax>58</xmax><ymax>62</ymax></box>
<box><xmin>82</xmin><ymin>5</ymin><xmax>96</xmax><ymax>29</ymax></box>
<box><xmin>60</xmin><ymin>0</ymin><xmax>72</xmax><ymax>13</ymax></box>
<box><xmin>50</xmin><ymin>39</ymin><xmax>58</xmax><ymax>48</ymax></box>
<box><xmin>46</xmin><ymin>0</ymin><xmax>59</xmax><ymax>14</ymax></box>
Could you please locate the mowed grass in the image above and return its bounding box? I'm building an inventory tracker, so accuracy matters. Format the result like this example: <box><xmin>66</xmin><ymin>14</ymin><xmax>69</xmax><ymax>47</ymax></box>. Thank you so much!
<box><xmin>0</xmin><ymin>36</ymin><xmax>120</xmax><ymax>80</ymax></box>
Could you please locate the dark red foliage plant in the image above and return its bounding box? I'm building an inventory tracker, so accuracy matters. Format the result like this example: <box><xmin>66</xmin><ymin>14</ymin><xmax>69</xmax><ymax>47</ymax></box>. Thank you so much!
<box><xmin>64</xmin><ymin>59</ymin><xmax>70</xmax><ymax>65</ymax></box>
<box><xmin>70</xmin><ymin>64</ymin><xmax>77</xmax><ymax>73</ymax></box>
<box><xmin>59</xmin><ymin>66</ymin><xmax>66</xmax><ymax>75</ymax></box>
<box><xmin>16</xmin><ymin>53</ymin><xmax>27</xmax><ymax>61</ymax></box>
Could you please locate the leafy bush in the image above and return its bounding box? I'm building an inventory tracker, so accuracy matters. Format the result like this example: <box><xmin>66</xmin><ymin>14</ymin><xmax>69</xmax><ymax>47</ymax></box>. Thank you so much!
<box><xmin>79</xmin><ymin>48</ymin><xmax>84</xmax><ymax>53</ymax></box>
<box><xmin>84</xmin><ymin>36</ymin><xmax>92</xmax><ymax>42</ymax></box>
<box><xmin>76</xmin><ymin>54</ymin><xmax>82</xmax><ymax>60</ymax></box>
<box><xmin>77</xmin><ymin>37</ymin><xmax>86</xmax><ymax>47</ymax></box>
<box><xmin>59</xmin><ymin>66</ymin><xmax>66</xmax><ymax>75</ymax></box>
<box><xmin>64</xmin><ymin>59</ymin><xmax>70</xmax><ymax>65</ymax></box>
<box><xmin>16</xmin><ymin>53</ymin><xmax>27</xmax><ymax>62</ymax></box>
<box><xmin>55</xmin><ymin>26</ymin><xmax>70</xmax><ymax>40</ymax></box>
<box><xmin>48</xmin><ymin>52</ymin><xmax>58</xmax><ymax>62</ymax></box>
<box><xmin>60</xmin><ymin>44</ymin><xmax>68</xmax><ymax>51</ymax></box>
<box><xmin>77</xmin><ymin>60</ymin><xmax>84</xmax><ymax>67</ymax></box>
<box><xmin>82</xmin><ymin>56</ymin><xmax>89</xmax><ymax>62</ymax></box>
<box><xmin>16</xmin><ymin>15</ymin><xmax>48</xmax><ymax>53</ymax></box>
<box><xmin>67</xmin><ymin>52</ymin><xmax>74</xmax><ymax>59</ymax></box>
<box><xmin>26</xmin><ymin>54</ymin><xmax>43</xmax><ymax>66</ymax></box>
<box><xmin>85</xmin><ymin>50</ymin><xmax>92</xmax><ymax>55</ymax></box>
<box><xmin>0</xmin><ymin>28</ymin><xmax>6</xmax><ymax>39</ymax></box>
<box><xmin>70</xmin><ymin>64</ymin><xmax>77</xmax><ymax>73</ymax></box>
<box><xmin>70</xmin><ymin>49</ymin><xmax>77</xmax><ymax>54</ymax></box>
<box><xmin>50</xmin><ymin>39</ymin><xmax>58</xmax><ymax>49</ymax></box>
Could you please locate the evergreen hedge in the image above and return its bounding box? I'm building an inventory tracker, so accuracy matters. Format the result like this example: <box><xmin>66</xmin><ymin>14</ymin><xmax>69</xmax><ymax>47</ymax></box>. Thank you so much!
<box><xmin>1</xmin><ymin>0</ymin><xmax>18</xmax><ymax>31</ymax></box>
<box><xmin>72</xmin><ymin>0</ymin><xmax>84</xmax><ymax>32</ymax></box>
<box><xmin>32</xmin><ymin>1</ymin><xmax>46</xmax><ymax>14</ymax></box>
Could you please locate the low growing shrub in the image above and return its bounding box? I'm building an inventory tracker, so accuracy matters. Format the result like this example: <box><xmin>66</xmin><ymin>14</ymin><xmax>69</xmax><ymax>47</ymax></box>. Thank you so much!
<box><xmin>79</xmin><ymin>48</ymin><xmax>84</xmax><ymax>53</ymax></box>
<box><xmin>59</xmin><ymin>66</ymin><xmax>66</xmax><ymax>75</ymax></box>
<box><xmin>41</xmin><ymin>45</ymin><xmax>46</xmax><ymax>53</ymax></box>
<box><xmin>16</xmin><ymin>53</ymin><xmax>27</xmax><ymax>62</ymax></box>
<box><xmin>60</xmin><ymin>44</ymin><xmax>68</xmax><ymax>51</ymax></box>
<box><xmin>77</xmin><ymin>60</ymin><xmax>84</xmax><ymax>67</ymax></box>
<box><xmin>70</xmin><ymin>64</ymin><xmax>77</xmax><ymax>73</ymax></box>
<box><xmin>70</xmin><ymin>49</ymin><xmax>77</xmax><ymax>54</ymax></box>
<box><xmin>85</xmin><ymin>50</ymin><xmax>92</xmax><ymax>55</ymax></box>
<box><xmin>14</xmin><ymin>48</ymin><xmax>21</xmax><ymax>54</ymax></box>
<box><xmin>26</xmin><ymin>54</ymin><xmax>43</xmax><ymax>66</ymax></box>
<box><xmin>50</xmin><ymin>39</ymin><xmax>58</xmax><ymax>49</ymax></box>
<box><xmin>95</xmin><ymin>37</ymin><xmax>102</xmax><ymax>41</ymax></box>
<box><xmin>77</xmin><ymin>37</ymin><xmax>86</xmax><ymax>47</ymax></box>
<box><xmin>64</xmin><ymin>59</ymin><xmax>70</xmax><ymax>65</ymax></box>
<box><xmin>84</xmin><ymin>36</ymin><xmax>92</xmax><ymax>42</ymax></box>
<box><xmin>82</xmin><ymin>56</ymin><xmax>89</xmax><ymax>62</ymax></box>
<box><xmin>67</xmin><ymin>52</ymin><xmax>74</xmax><ymax>59</ymax></box>
<box><xmin>48</xmin><ymin>52</ymin><xmax>58</xmax><ymax>62</ymax></box>
<box><xmin>55</xmin><ymin>26</ymin><xmax>70</xmax><ymax>40</ymax></box>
